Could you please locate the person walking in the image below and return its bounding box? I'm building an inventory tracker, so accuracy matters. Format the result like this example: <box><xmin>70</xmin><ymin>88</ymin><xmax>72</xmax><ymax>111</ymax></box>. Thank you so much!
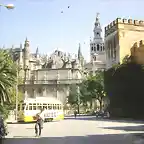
<box><xmin>74</xmin><ymin>110</ymin><xmax>77</xmax><ymax>119</ymax></box>
<box><xmin>35</xmin><ymin>108</ymin><xmax>45</xmax><ymax>137</ymax></box>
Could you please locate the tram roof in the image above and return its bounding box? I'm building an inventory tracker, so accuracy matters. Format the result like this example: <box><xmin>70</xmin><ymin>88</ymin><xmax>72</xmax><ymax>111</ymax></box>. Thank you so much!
<box><xmin>23</xmin><ymin>97</ymin><xmax>62</xmax><ymax>104</ymax></box>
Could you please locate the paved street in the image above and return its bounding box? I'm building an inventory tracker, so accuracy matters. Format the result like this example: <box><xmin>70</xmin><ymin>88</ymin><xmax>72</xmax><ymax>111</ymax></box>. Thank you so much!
<box><xmin>3</xmin><ymin>116</ymin><xmax>144</xmax><ymax>144</ymax></box>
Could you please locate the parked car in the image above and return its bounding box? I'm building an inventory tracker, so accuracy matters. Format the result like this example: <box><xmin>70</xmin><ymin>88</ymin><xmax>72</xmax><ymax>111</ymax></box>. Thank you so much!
<box><xmin>96</xmin><ymin>111</ymin><xmax>109</xmax><ymax>118</ymax></box>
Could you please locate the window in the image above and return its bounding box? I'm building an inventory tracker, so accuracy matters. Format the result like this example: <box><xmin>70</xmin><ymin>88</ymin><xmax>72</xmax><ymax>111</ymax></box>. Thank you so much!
<box><xmin>43</xmin><ymin>104</ymin><xmax>47</xmax><ymax>109</ymax></box>
<box><xmin>48</xmin><ymin>104</ymin><xmax>52</xmax><ymax>109</ymax></box>
<box><xmin>57</xmin><ymin>104</ymin><xmax>59</xmax><ymax>110</ymax></box>
<box><xmin>29</xmin><ymin>103</ymin><xmax>32</xmax><ymax>110</ymax></box>
<box><xmin>93</xmin><ymin>56</ymin><xmax>96</xmax><ymax>61</ymax></box>
<box><xmin>22</xmin><ymin>103</ymin><xmax>26</xmax><ymax>110</ymax></box>
<box><xmin>101</xmin><ymin>46</ymin><xmax>103</xmax><ymax>51</ymax></box>
<box><xmin>94</xmin><ymin>47</ymin><xmax>96</xmax><ymax>51</ymax></box>
<box><xmin>33</xmin><ymin>104</ymin><xmax>36</xmax><ymax>110</ymax></box>
<box><xmin>97</xmin><ymin>44</ymin><xmax>99</xmax><ymax>51</ymax></box>
<box><xmin>91</xmin><ymin>47</ymin><xmax>93</xmax><ymax>51</ymax></box>
<box><xmin>38</xmin><ymin>88</ymin><xmax>42</xmax><ymax>94</ymax></box>
<box><xmin>58</xmin><ymin>51</ymin><xmax>60</xmax><ymax>56</ymax></box>
<box><xmin>53</xmin><ymin>104</ymin><xmax>56</xmax><ymax>110</ymax></box>
<box><xmin>97</xmin><ymin>32</ymin><xmax>100</xmax><ymax>36</ymax></box>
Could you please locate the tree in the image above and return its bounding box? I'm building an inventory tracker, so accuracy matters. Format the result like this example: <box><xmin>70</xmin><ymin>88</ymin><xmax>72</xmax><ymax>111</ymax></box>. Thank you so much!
<box><xmin>68</xmin><ymin>84</ymin><xmax>78</xmax><ymax>105</ymax></box>
<box><xmin>68</xmin><ymin>82</ymin><xmax>90</xmax><ymax>113</ymax></box>
<box><xmin>0</xmin><ymin>49</ymin><xmax>17</xmax><ymax>104</ymax></box>
<box><xmin>87</xmin><ymin>71</ymin><xmax>106</xmax><ymax>110</ymax></box>
<box><xmin>79</xmin><ymin>80</ymin><xmax>91</xmax><ymax>105</ymax></box>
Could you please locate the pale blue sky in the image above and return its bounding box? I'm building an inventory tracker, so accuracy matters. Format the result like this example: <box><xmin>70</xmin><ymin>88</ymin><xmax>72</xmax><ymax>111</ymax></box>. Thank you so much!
<box><xmin>0</xmin><ymin>0</ymin><xmax>144</xmax><ymax>61</ymax></box>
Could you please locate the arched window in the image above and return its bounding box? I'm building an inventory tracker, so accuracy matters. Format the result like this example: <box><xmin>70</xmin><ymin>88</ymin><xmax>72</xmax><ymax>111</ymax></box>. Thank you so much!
<box><xmin>97</xmin><ymin>32</ymin><xmax>100</xmax><ymax>36</ymax></box>
<box><xmin>93</xmin><ymin>56</ymin><xmax>96</xmax><ymax>61</ymax></box>
<box><xmin>101</xmin><ymin>46</ymin><xmax>103</xmax><ymax>51</ymax></box>
<box><xmin>97</xmin><ymin>44</ymin><xmax>99</xmax><ymax>51</ymax></box>
<box><xmin>38</xmin><ymin>88</ymin><xmax>42</xmax><ymax>94</ymax></box>
<box><xmin>58</xmin><ymin>51</ymin><xmax>60</xmax><ymax>56</ymax></box>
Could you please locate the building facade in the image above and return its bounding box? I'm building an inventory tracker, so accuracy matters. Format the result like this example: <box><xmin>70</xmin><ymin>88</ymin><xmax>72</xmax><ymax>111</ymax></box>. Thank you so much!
<box><xmin>9</xmin><ymin>38</ymin><xmax>85</xmax><ymax>104</ymax></box>
<box><xmin>105</xmin><ymin>18</ymin><xmax>144</xmax><ymax>69</ymax></box>
<box><xmin>85</xmin><ymin>13</ymin><xmax>106</xmax><ymax>74</ymax></box>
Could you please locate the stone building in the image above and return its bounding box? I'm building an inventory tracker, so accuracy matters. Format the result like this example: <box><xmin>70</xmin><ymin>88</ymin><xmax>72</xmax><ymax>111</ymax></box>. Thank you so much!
<box><xmin>85</xmin><ymin>13</ymin><xmax>106</xmax><ymax>74</ymax></box>
<box><xmin>105</xmin><ymin>18</ymin><xmax>144</xmax><ymax>69</ymax></box>
<box><xmin>9</xmin><ymin>38</ymin><xmax>85</xmax><ymax>104</ymax></box>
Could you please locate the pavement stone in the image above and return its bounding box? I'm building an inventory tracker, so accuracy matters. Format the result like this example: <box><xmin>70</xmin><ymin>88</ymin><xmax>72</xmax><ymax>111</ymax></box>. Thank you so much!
<box><xmin>3</xmin><ymin>116</ymin><xmax>144</xmax><ymax>144</ymax></box>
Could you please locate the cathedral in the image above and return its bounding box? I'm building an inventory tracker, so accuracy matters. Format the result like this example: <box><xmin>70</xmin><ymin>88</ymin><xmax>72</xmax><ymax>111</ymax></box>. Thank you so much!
<box><xmin>85</xmin><ymin>13</ymin><xmax>106</xmax><ymax>74</ymax></box>
<box><xmin>9</xmin><ymin>38</ymin><xmax>85</xmax><ymax>104</ymax></box>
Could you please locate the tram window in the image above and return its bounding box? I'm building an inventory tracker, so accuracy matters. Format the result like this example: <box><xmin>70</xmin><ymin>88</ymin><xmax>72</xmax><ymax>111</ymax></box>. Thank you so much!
<box><xmin>26</xmin><ymin>105</ymin><xmax>28</xmax><ymax>110</ymax></box>
<box><xmin>48</xmin><ymin>104</ymin><xmax>52</xmax><ymax>109</ymax></box>
<box><xmin>33</xmin><ymin>104</ymin><xmax>36</xmax><ymax>110</ymax></box>
<box><xmin>43</xmin><ymin>104</ymin><xmax>47</xmax><ymax>109</ymax></box>
<box><xmin>29</xmin><ymin>103</ymin><xmax>32</xmax><ymax>110</ymax></box>
<box><xmin>37</xmin><ymin>106</ymin><xmax>42</xmax><ymax>110</ymax></box>
<box><xmin>22</xmin><ymin>104</ymin><xmax>26</xmax><ymax>110</ymax></box>
<box><xmin>53</xmin><ymin>105</ymin><xmax>56</xmax><ymax>110</ymax></box>
<box><xmin>57</xmin><ymin>104</ymin><xmax>59</xmax><ymax>110</ymax></box>
<box><xmin>29</xmin><ymin>105</ymin><xmax>32</xmax><ymax>110</ymax></box>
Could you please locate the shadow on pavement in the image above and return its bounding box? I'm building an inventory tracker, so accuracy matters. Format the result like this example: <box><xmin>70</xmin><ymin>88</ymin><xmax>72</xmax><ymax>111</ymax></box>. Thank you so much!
<box><xmin>64</xmin><ymin>116</ymin><xmax>144</xmax><ymax>124</ymax></box>
<box><xmin>101</xmin><ymin>125</ymin><xmax>144</xmax><ymax>132</ymax></box>
<box><xmin>2</xmin><ymin>133</ymin><xmax>143</xmax><ymax>144</ymax></box>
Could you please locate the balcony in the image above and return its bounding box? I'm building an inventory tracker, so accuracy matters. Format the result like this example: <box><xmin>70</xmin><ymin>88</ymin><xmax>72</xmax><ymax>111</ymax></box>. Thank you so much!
<box><xmin>19</xmin><ymin>79</ymin><xmax>83</xmax><ymax>85</ymax></box>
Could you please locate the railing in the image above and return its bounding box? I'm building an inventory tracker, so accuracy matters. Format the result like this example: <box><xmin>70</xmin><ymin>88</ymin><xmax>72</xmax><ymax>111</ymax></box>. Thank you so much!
<box><xmin>20</xmin><ymin>79</ymin><xmax>83</xmax><ymax>85</ymax></box>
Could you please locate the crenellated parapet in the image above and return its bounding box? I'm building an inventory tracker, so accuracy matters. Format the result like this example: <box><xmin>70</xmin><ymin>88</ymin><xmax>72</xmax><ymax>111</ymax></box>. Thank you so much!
<box><xmin>131</xmin><ymin>40</ymin><xmax>144</xmax><ymax>64</ymax></box>
<box><xmin>105</xmin><ymin>18</ymin><xmax>144</xmax><ymax>37</ymax></box>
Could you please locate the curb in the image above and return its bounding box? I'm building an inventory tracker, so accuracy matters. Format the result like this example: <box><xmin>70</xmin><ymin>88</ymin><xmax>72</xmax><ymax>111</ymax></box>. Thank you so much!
<box><xmin>7</xmin><ymin>121</ymin><xmax>18</xmax><ymax>124</ymax></box>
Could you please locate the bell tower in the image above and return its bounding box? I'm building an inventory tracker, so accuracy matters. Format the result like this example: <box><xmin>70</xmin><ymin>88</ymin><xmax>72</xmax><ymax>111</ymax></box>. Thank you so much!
<box><xmin>90</xmin><ymin>13</ymin><xmax>105</xmax><ymax>62</ymax></box>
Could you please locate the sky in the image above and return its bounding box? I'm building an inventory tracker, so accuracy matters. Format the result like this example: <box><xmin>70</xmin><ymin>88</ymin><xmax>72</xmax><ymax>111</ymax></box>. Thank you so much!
<box><xmin>0</xmin><ymin>0</ymin><xmax>144</xmax><ymax>61</ymax></box>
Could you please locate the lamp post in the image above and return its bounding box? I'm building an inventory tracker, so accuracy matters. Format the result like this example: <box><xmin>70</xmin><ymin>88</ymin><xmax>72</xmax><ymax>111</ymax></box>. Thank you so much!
<box><xmin>56</xmin><ymin>70</ymin><xmax>59</xmax><ymax>99</ymax></box>
<box><xmin>76</xmin><ymin>83</ymin><xmax>80</xmax><ymax>114</ymax></box>
<box><xmin>24</xmin><ymin>67</ymin><xmax>29</xmax><ymax>100</ymax></box>
<box><xmin>15</xmin><ymin>64</ymin><xmax>19</xmax><ymax>122</ymax></box>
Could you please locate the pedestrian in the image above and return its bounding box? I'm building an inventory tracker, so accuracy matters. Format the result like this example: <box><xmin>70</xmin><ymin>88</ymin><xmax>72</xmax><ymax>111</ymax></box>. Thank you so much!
<box><xmin>74</xmin><ymin>110</ymin><xmax>77</xmax><ymax>119</ymax></box>
<box><xmin>35</xmin><ymin>108</ymin><xmax>45</xmax><ymax>137</ymax></box>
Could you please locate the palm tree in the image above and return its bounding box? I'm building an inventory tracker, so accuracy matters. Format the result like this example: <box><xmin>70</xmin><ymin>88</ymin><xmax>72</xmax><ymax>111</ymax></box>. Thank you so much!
<box><xmin>0</xmin><ymin>49</ymin><xmax>17</xmax><ymax>104</ymax></box>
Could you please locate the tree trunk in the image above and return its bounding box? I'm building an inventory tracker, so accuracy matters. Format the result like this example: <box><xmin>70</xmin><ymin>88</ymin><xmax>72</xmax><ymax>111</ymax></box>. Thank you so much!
<box><xmin>90</xmin><ymin>100</ymin><xmax>92</xmax><ymax>109</ymax></box>
<box><xmin>98</xmin><ymin>98</ymin><xmax>103</xmax><ymax>111</ymax></box>
<box><xmin>77</xmin><ymin>104</ymin><xmax>80</xmax><ymax>114</ymax></box>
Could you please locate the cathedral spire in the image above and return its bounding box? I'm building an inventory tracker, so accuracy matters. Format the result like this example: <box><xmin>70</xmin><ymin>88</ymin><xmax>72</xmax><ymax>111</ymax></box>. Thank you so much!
<box><xmin>78</xmin><ymin>43</ymin><xmax>82</xmax><ymax>60</ymax></box>
<box><xmin>24</xmin><ymin>37</ymin><xmax>30</xmax><ymax>50</ymax></box>
<box><xmin>25</xmin><ymin>37</ymin><xmax>28</xmax><ymax>42</ymax></box>
<box><xmin>20</xmin><ymin>43</ymin><xmax>22</xmax><ymax>50</ymax></box>
<box><xmin>36</xmin><ymin>47</ymin><xmax>39</xmax><ymax>55</ymax></box>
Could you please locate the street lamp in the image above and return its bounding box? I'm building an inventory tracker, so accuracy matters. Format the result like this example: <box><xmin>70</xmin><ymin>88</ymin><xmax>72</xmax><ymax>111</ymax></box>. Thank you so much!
<box><xmin>0</xmin><ymin>4</ymin><xmax>15</xmax><ymax>9</ymax></box>
<box><xmin>76</xmin><ymin>83</ymin><xmax>80</xmax><ymax>114</ymax></box>
<box><xmin>56</xmin><ymin>70</ymin><xmax>59</xmax><ymax>99</ymax></box>
<box><xmin>15</xmin><ymin>66</ymin><xmax>19</xmax><ymax>122</ymax></box>
<box><xmin>24</xmin><ymin>67</ymin><xmax>29</xmax><ymax>100</ymax></box>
